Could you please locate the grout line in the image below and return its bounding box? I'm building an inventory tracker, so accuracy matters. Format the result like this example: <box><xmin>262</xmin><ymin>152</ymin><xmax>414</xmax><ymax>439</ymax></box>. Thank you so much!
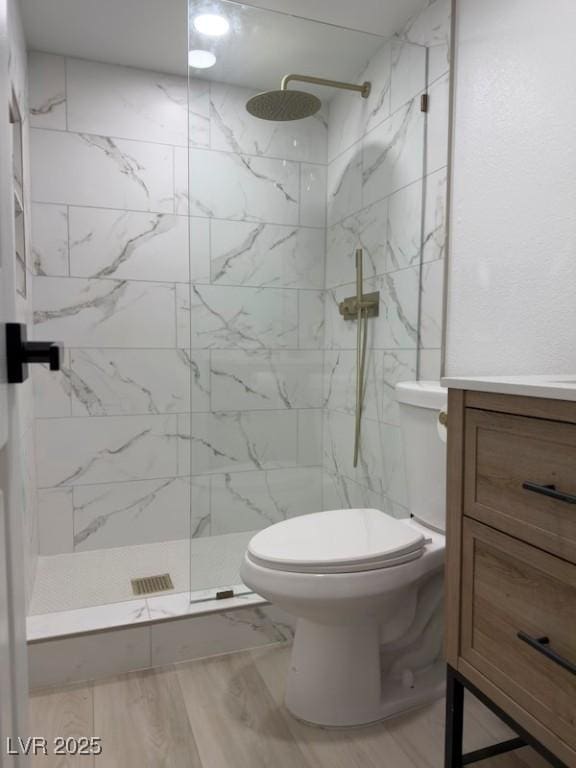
<box><xmin>31</xmin><ymin>123</ymin><xmax>329</xmax><ymax>167</ymax></box>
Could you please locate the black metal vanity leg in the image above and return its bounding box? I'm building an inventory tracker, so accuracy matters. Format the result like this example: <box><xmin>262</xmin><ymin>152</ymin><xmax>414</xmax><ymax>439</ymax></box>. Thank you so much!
<box><xmin>444</xmin><ymin>666</ymin><xmax>464</xmax><ymax>768</ymax></box>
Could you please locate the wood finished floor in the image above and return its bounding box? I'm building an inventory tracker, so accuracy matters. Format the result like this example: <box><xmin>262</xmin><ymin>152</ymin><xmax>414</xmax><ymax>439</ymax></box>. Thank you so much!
<box><xmin>29</xmin><ymin>643</ymin><xmax>551</xmax><ymax>768</ymax></box>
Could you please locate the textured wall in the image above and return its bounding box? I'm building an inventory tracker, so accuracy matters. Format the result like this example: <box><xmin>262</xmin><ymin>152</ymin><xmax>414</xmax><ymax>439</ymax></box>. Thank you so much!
<box><xmin>446</xmin><ymin>0</ymin><xmax>576</xmax><ymax>376</ymax></box>
<box><xmin>322</xmin><ymin>0</ymin><xmax>450</xmax><ymax>515</ymax></box>
<box><xmin>29</xmin><ymin>55</ymin><xmax>327</xmax><ymax>554</ymax></box>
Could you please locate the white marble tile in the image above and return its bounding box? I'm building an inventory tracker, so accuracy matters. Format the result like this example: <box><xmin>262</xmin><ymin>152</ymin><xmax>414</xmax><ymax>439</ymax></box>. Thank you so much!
<box><xmin>420</xmin><ymin>258</ymin><xmax>444</xmax><ymax>349</ymax></box>
<box><xmin>423</xmin><ymin>167</ymin><xmax>447</xmax><ymax>263</ymax></box>
<box><xmin>210</xmin><ymin>467</ymin><xmax>323</xmax><ymax>534</ymax></box>
<box><xmin>322</xmin><ymin>470</ymin><xmax>391</xmax><ymax>514</ymax></box>
<box><xmin>362</xmin><ymin>97</ymin><xmax>425</xmax><ymax>207</ymax></box>
<box><xmin>72</xmin><ymin>476</ymin><xmax>201</xmax><ymax>551</ymax></box>
<box><xmin>189</xmin><ymin>217</ymin><xmax>211</xmax><ymax>283</ymax></box>
<box><xmin>31</xmin><ymin>203</ymin><xmax>69</xmax><ymax>276</ymax></box>
<box><xmin>324</xmin><ymin>349</ymin><xmax>416</xmax><ymax>425</ymax></box>
<box><xmin>35</xmin><ymin>414</ymin><xmax>178</xmax><ymax>488</ymax></box>
<box><xmin>174</xmin><ymin>146</ymin><xmax>188</xmax><ymax>215</ymax></box>
<box><xmin>300</xmin><ymin>163</ymin><xmax>327</xmax><ymax>229</ymax></box>
<box><xmin>67</xmin><ymin>348</ymin><xmax>208</xmax><ymax>416</ymax></box>
<box><xmin>150</xmin><ymin>605</ymin><xmax>293</xmax><ymax>667</ymax></box>
<box><xmin>211</xmin><ymin>349</ymin><xmax>323</xmax><ymax>411</ymax></box>
<box><xmin>32</xmin><ymin>350</ymin><xmax>72</xmax><ymax>418</ymax></box>
<box><xmin>31</xmin><ymin>128</ymin><xmax>174</xmax><ymax>213</ymax></box>
<box><xmin>188</xmin><ymin>77</ymin><xmax>212</xmax><ymax>148</ymax></box>
<box><xmin>374</xmin><ymin>268</ymin><xmax>420</xmax><ymax>349</ymax></box>
<box><xmin>327</xmin><ymin>40</ymin><xmax>392</xmax><ymax>162</ymax></box>
<box><xmin>37</xmin><ymin>487</ymin><xmax>74</xmax><ymax>555</ymax></box>
<box><xmin>66</xmin><ymin>57</ymin><xmax>194</xmax><ymax>147</ymax></box>
<box><xmin>187</xmin><ymin>148</ymin><xmax>299</xmax><ymax>224</ymax></box>
<box><xmin>297</xmin><ymin>409</ymin><xmax>323</xmax><ymax>466</ymax></box>
<box><xmin>325</xmin><ymin>198</ymin><xmax>388</xmax><ymax>289</ymax></box>
<box><xmin>33</xmin><ymin>276</ymin><xmax>176</xmax><ymax>349</ymax></box>
<box><xmin>400</xmin><ymin>0</ymin><xmax>451</xmax><ymax>47</ymax></box>
<box><xmin>381</xmin><ymin>350</ymin><xmax>418</xmax><ymax>424</ymax></box>
<box><xmin>323</xmin><ymin>409</ymin><xmax>407</xmax><ymax>504</ymax></box>
<box><xmin>68</xmin><ymin>207</ymin><xmax>190</xmax><ymax>283</ymax></box>
<box><xmin>27</xmin><ymin>599</ymin><xmax>150</xmax><ymax>643</ymax></box>
<box><xmin>178</xmin><ymin>410</ymin><xmax>299</xmax><ymax>476</ymax></box>
<box><xmin>177</xmin><ymin>283</ymin><xmax>298</xmax><ymax>350</ymax></box>
<box><xmin>386</xmin><ymin>178</ymin><xmax>423</xmax><ymax>271</ymax></box>
<box><xmin>327</xmin><ymin>142</ymin><xmax>362</xmax><ymax>226</ymax></box>
<box><xmin>210</xmin><ymin>220</ymin><xmax>324</xmax><ymax>289</ymax></box>
<box><xmin>146</xmin><ymin>591</ymin><xmax>262</xmax><ymax>623</ymax></box>
<box><xmin>390</xmin><ymin>40</ymin><xmax>427</xmax><ymax>115</ymax></box>
<box><xmin>28</xmin><ymin>51</ymin><xmax>66</xmax><ymax>130</ymax></box>
<box><xmin>428</xmin><ymin>43</ymin><xmax>450</xmax><ymax>84</ymax></box>
<box><xmin>298</xmin><ymin>289</ymin><xmax>325</xmax><ymax>349</ymax></box>
<box><xmin>210</xmin><ymin>81</ymin><xmax>327</xmax><ymax>163</ymax></box>
<box><xmin>419</xmin><ymin>348</ymin><xmax>442</xmax><ymax>380</ymax></box>
<box><xmin>28</xmin><ymin>626</ymin><xmax>151</xmax><ymax>689</ymax></box>
<box><xmin>426</xmin><ymin>73</ymin><xmax>449</xmax><ymax>175</ymax></box>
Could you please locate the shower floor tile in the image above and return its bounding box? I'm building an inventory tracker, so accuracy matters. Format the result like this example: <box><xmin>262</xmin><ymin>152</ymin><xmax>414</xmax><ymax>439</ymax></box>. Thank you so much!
<box><xmin>29</xmin><ymin>532</ymin><xmax>256</xmax><ymax>615</ymax></box>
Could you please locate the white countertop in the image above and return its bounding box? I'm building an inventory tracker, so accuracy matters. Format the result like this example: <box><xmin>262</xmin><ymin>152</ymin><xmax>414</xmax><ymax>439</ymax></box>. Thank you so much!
<box><xmin>441</xmin><ymin>374</ymin><xmax>576</xmax><ymax>402</ymax></box>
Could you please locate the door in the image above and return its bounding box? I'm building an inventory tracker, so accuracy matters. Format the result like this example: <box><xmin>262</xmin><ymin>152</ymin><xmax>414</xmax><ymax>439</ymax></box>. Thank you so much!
<box><xmin>0</xmin><ymin>0</ymin><xmax>30</xmax><ymax>763</ymax></box>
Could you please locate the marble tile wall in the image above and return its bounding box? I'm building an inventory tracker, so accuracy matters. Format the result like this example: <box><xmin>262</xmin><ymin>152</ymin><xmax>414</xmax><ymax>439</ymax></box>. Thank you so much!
<box><xmin>29</xmin><ymin>53</ymin><xmax>327</xmax><ymax>556</ymax></box>
<box><xmin>322</xmin><ymin>0</ymin><xmax>450</xmax><ymax>514</ymax></box>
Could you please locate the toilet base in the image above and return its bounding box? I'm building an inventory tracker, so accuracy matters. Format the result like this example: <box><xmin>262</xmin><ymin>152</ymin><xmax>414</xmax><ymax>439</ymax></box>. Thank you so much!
<box><xmin>285</xmin><ymin>618</ymin><xmax>445</xmax><ymax>727</ymax></box>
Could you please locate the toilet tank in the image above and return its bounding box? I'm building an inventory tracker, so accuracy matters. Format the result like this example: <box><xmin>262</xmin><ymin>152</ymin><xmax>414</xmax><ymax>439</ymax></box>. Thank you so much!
<box><xmin>396</xmin><ymin>381</ymin><xmax>447</xmax><ymax>533</ymax></box>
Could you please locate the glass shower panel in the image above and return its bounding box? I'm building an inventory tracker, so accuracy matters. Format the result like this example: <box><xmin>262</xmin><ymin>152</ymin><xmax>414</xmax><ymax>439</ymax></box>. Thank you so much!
<box><xmin>27</xmin><ymin>0</ymin><xmax>193</xmax><ymax>616</ymax></box>
<box><xmin>186</xmin><ymin>1</ymin><xmax>427</xmax><ymax>601</ymax></box>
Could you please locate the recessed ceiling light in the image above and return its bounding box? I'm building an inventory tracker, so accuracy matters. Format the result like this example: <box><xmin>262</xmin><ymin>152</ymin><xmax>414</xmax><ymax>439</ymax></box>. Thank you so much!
<box><xmin>193</xmin><ymin>13</ymin><xmax>230</xmax><ymax>37</ymax></box>
<box><xmin>188</xmin><ymin>49</ymin><xmax>216</xmax><ymax>69</ymax></box>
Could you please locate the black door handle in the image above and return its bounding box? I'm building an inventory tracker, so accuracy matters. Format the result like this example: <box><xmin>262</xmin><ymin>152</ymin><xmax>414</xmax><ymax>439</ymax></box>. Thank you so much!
<box><xmin>522</xmin><ymin>481</ymin><xmax>576</xmax><ymax>505</ymax></box>
<box><xmin>517</xmin><ymin>631</ymin><xmax>576</xmax><ymax>676</ymax></box>
<box><xmin>6</xmin><ymin>323</ymin><xmax>63</xmax><ymax>383</ymax></box>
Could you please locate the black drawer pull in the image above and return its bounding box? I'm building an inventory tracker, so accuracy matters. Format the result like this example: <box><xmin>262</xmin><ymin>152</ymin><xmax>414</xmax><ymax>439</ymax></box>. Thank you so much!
<box><xmin>517</xmin><ymin>632</ymin><xmax>576</xmax><ymax>676</ymax></box>
<box><xmin>522</xmin><ymin>481</ymin><xmax>576</xmax><ymax>505</ymax></box>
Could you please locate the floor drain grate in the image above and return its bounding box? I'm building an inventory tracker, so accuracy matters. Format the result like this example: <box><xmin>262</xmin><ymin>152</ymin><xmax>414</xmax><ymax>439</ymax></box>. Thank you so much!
<box><xmin>131</xmin><ymin>573</ymin><xmax>174</xmax><ymax>596</ymax></box>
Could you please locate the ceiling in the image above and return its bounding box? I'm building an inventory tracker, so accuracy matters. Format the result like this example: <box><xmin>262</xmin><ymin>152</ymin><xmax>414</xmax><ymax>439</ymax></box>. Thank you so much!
<box><xmin>20</xmin><ymin>0</ymin><xmax>427</xmax><ymax>92</ymax></box>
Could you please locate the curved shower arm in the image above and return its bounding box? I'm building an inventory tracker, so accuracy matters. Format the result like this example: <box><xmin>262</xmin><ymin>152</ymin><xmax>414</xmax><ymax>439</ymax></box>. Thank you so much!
<box><xmin>281</xmin><ymin>73</ymin><xmax>371</xmax><ymax>99</ymax></box>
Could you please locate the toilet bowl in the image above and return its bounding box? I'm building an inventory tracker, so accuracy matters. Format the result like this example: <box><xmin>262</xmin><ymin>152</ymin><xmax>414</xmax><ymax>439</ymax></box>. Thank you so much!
<box><xmin>240</xmin><ymin>381</ymin><xmax>447</xmax><ymax>727</ymax></box>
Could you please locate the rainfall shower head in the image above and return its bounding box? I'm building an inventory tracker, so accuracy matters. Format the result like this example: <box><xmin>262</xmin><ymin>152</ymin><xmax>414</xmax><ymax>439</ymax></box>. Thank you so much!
<box><xmin>246</xmin><ymin>74</ymin><xmax>371</xmax><ymax>122</ymax></box>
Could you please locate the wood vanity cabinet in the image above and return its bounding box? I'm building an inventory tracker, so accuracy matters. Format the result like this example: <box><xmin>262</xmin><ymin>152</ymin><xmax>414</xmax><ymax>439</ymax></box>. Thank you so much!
<box><xmin>445</xmin><ymin>389</ymin><xmax>576</xmax><ymax>767</ymax></box>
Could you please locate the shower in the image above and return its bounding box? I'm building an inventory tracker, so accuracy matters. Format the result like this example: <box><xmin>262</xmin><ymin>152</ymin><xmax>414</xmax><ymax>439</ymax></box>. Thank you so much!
<box><xmin>246</xmin><ymin>73</ymin><xmax>371</xmax><ymax>121</ymax></box>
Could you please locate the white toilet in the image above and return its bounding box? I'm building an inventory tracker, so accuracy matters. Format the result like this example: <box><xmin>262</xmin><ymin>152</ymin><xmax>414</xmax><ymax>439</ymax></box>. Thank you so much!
<box><xmin>240</xmin><ymin>381</ymin><xmax>447</xmax><ymax>727</ymax></box>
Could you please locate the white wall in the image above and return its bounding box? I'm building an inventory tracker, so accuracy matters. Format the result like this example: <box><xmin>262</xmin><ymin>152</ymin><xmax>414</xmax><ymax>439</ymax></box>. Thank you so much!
<box><xmin>445</xmin><ymin>0</ymin><xmax>576</xmax><ymax>376</ymax></box>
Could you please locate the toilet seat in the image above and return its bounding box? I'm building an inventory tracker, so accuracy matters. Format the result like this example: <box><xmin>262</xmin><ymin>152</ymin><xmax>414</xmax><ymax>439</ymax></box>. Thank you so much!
<box><xmin>247</xmin><ymin>508</ymin><xmax>426</xmax><ymax>574</ymax></box>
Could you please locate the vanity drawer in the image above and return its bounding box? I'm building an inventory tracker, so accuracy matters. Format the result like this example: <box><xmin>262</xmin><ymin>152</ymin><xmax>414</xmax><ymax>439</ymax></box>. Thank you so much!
<box><xmin>464</xmin><ymin>408</ymin><xmax>576</xmax><ymax>562</ymax></box>
<box><xmin>461</xmin><ymin>518</ymin><xmax>576</xmax><ymax>752</ymax></box>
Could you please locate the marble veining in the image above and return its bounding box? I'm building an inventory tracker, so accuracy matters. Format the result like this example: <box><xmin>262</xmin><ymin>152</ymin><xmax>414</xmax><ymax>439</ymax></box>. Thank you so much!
<box><xmin>34</xmin><ymin>277</ymin><xmax>176</xmax><ymax>349</ymax></box>
<box><xmin>178</xmin><ymin>283</ymin><xmax>299</xmax><ymax>350</ymax></box>
<box><xmin>31</xmin><ymin>128</ymin><xmax>174</xmax><ymax>212</ymax></box>
<box><xmin>210</xmin><ymin>220</ymin><xmax>324</xmax><ymax>289</ymax></box>
<box><xmin>187</xmin><ymin>148</ymin><xmax>300</xmax><ymax>224</ymax></box>
<box><xmin>210</xmin><ymin>81</ymin><xmax>327</xmax><ymax>163</ymax></box>
<box><xmin>211</xmin><ymin>467</ymin><xmax>322</xmax><ymax>535</ymax></box>
<box><xmin>69</xmin><ymin>207</ymin><xmax>189</xmax><ymax>283</ymax></box>
<box><xmin>211</xmin><ymin>349</ymin><xmax>323</xmax><ymax>412</ymax></box>
<box><xmin>35</xmin><ymin>414</ymin><xmax>178</xmax><ymax>488</ymax></box>
<box><xmin>362</xmin><ymin>98</ymin><xmax>424</xmax><ymax>206</ymax></box>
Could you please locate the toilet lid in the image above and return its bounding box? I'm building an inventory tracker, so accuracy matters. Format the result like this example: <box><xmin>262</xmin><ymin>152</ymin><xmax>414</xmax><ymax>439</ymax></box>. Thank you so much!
<box><xmin>247</xmin><ymin>508</ymin><xmax>426</xmax><ymax>574</ymax></box>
